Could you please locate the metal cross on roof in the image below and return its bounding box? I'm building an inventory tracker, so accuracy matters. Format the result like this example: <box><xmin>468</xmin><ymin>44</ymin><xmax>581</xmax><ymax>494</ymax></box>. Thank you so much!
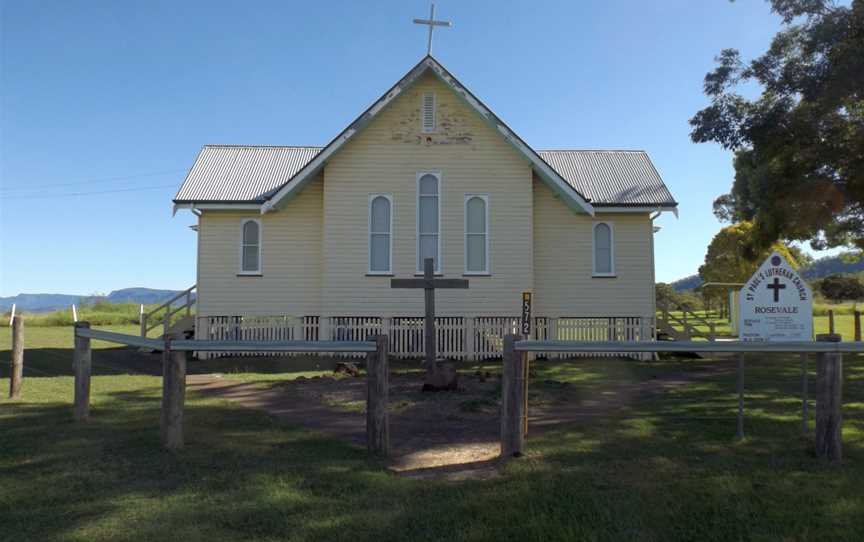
<box><xmin>413</xmin><ymin>2</ymin><xmax>452</xmax><ymax>55</ymax></box>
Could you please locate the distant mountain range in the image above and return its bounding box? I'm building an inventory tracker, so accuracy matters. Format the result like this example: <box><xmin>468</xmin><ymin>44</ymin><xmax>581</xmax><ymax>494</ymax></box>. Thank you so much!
<box><xmin>669</xmin><ymin>254</ymin><xmax>864</xmax><ymax>292</ymax></box>
<box><xmin>0</xmin><ymin>288</ymin><xmax>192</xmax><ymax>313</ymax></box>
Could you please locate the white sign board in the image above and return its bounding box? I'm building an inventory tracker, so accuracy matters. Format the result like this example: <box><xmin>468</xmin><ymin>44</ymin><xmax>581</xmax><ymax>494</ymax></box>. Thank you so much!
<box><xmin>739</xmin><ymin>252</ymin><xmax>813</xmax><ymax>342</ymax></box>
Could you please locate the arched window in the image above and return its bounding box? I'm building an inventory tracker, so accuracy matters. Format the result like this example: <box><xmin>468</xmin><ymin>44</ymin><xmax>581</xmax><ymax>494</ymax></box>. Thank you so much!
<box><xmin>593</xmin><ymin>222</ymin><xmax>614</xmax><ymax>276</ymax></box>
<box><xmin>369</xmin><ymin>194</ymin><xmax>392</xmax><ymax>273</ymax></box>
<box><xmin>417</xmin><ymin>172</ymin><xmax>440</xmax><ymax>272</ymax></box>
<box><xmin>240</xmin><ymin>218</ymin><xmax>261</xmax><ymax>274</ymax></box>
<box><xmin>465</xmin><ymin>195</ymin><xmax>489</xmax><ymax>274</ymax></box>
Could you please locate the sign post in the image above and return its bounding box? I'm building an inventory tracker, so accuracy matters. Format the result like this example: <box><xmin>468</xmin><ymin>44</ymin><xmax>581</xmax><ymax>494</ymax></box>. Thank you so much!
<box><xmin>520</xmin><ymin>292</ymin><xmax>532</xmax><ymax>435</ymax></box>
<box><xmin>738</xmin><ymin>251</ymin><xmax>814</xmax><ymax>439</ymax></box>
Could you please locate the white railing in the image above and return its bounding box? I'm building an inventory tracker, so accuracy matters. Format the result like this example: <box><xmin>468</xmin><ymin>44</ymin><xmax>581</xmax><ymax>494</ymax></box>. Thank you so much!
<box><xmin>537</xmin><ymin>316</ymin><xmax>654</xmax><ymax>360</ymax></box>
<box><xmin>200</xmin><ymin>315</ymin><xmax>654</xmax><ymax>360</ymax></box>
<box><xmin>140</xmin><ymin>285</ymin><xmax>197</xmax><ymax>337</ymax></box>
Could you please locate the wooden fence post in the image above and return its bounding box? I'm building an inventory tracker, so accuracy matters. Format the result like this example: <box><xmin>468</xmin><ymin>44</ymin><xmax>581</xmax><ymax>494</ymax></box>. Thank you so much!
<box><xmin>736</xmin><ymin>353</ymin><xmax>745</xmax><ymax>440</ymax></box>
<box><xmin>801</xmin><ymin>352</ymin><xmax>809</xmax><ymax>435</ymax></box>
<box><xmin>828</xmin><ymin>310</ymin><xmax>835</xmax><ymax>334</ymax></box>
<box><xmin>160</xmin><ymin>333</ymin><xmax>186</xmax><ymax>450</ymax></box>
<box><xmin>815</xmin><ymin>333</ymin><xmax>842</xmax><ymax>462</ymax></box>
<box><xmin>73</xmin><ymin>322</ymin><xmax>92</xmax><ymax>421</ymax></box>
<box><xmin>501</xmin><ymin>334</ymin><xmax>526</xmax><ymax>458</ymax></box>
<box><xmin>140</xmin><ymin>304</ymin><xmax>147</xmax><ymax>338</ymax></box>
<box><xmin>9</xmin><ymin>316</ymin><xmax>23</xmax><ymax>399</ymax></box>
<box><xmin>366</xmin><ymin>334</ymin><xmax>389</xmax><ymax>457</ymax></box>
<box><xmin>855</xmin><ymin>311</ymin><xmax>861</xmax><ymax>342</ymax></box>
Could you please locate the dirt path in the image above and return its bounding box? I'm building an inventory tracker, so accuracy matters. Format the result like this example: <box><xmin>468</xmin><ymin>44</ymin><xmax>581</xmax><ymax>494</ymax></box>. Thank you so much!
<box><xmin>188</xmin><ymin>362</ymin><xmax>731</xmax><ymax>480</ymax></box>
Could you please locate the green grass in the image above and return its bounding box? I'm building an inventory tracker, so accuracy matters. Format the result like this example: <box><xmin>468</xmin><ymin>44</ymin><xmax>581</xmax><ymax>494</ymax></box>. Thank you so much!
<box><xmin>1</xmin><ymin>327</ymin><xmax>863</xmax><ymax>540</ymax></box>
<box><xmin>4</xmin><ymin>301</ymin><xmax>186</xmax><ymax>328</ymax></box>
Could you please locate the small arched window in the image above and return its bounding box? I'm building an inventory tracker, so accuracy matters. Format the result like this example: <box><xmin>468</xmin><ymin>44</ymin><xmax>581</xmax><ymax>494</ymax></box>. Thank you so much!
<box><xmin>240</xmin><ymin>218</ymin><xmax>261</xmax><ymax>274</ymax></box>
<box><xmin>369</xmin><ymin>194</ymin><xmax>392</xmax><ymax>273</ymax></box>
<box><xmin>593</xmin><ymin>222</ymin><xmax>614</xmax><ymax>276</ymax></box>
<box><xmin>465</xmin><ymin>195</ymin><xmax>489</xmax><ymax>274</ymax></box>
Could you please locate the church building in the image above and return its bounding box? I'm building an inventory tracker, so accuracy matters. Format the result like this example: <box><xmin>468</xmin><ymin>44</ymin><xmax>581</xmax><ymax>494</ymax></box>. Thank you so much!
<box><xmin>172</xmin><ymin>55</ymin><xmax>677</xmax><ymax>359</ymax></box>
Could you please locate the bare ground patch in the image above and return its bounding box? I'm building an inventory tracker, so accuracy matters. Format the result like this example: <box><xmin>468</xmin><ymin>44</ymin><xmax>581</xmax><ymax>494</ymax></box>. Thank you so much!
<box><xmin>187</xmin><ymin>358</ymin><xmax>733</xmax><ymax>479</ymax></box>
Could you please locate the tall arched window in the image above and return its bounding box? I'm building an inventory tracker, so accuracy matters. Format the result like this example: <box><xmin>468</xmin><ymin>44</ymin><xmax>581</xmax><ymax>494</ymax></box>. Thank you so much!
<box><xmin>593</xmin><ymin>222</ymin><xmax>614</xmax><ymax>276</ymax></box>
<box><xmin>417</xmin><ymin>172</ymin><xmax>440</xmax><ymax>273</ymax></box>
<box><xmin>465</xmin><ymin>194</ymin><xmax>489</xmax><ymax>274</ymax></box>
<box><xmin>240</xmin><ymin>218</ymin><xmax>261</xmax><ymax>274</ymax></box>
<box><xmin>369</xmin><ymin>194</ymin><xmax>392</xmax><ymax>273</ymax></box>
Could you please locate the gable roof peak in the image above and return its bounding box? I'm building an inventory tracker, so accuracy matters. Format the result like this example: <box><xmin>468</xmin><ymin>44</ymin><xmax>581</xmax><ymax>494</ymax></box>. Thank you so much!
<box><xmin>257</xmin><ymin>54</ymin><xmax>595</xmax><ymax>215</ymax></box>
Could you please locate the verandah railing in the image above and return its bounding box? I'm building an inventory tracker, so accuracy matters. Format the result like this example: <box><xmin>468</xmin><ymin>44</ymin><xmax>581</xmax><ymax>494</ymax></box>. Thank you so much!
<box><xmin>197</xmin><ymin>315</ymin><xmax>655</xmax><ymax>360</ymax></box>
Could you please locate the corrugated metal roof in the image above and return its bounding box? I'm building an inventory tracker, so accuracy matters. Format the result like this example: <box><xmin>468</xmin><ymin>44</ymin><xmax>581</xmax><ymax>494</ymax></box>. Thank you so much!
<box><xmin>174</xmin><ymin>145</ymin><xmax>322</xmax><ymax>202</ymax></box>
<box><xmin>537</xmin><ymin>150</ymin><xmax>676</xmax><ymax>206</ymax></box>
<box><xmin>174</xmin><ymin>145</ymin><xmax>675</xmax><ymax>207</ymax></box>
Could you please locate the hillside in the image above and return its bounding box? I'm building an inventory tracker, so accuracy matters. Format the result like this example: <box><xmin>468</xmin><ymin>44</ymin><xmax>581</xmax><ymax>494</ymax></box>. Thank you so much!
<box><xmin>0</xmin><ymin>287</ymin><xmax>191</xmax><ymax>313</ymax></box>
<box><xmin>670</xmin><ymin>275</ymin><xmax>703</xmax><ymax>292</ymax></box>
<box><xmin>800</xmin><ymin>254</ymin><xmax>864</xmax><ymax>279</ymax></box>
<box><xmin>669</xmin><ymin>253</ymin><xmax>864</xmax><ymax>291</ymax></box>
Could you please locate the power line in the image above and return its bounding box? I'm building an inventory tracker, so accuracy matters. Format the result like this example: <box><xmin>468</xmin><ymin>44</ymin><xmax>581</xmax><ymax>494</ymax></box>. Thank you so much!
<box><xmin>1</xmin><ymin>169</ymin><xmax>186</xmax><ymax>191</ymax></box>
<box><xmin>3</xmin><ymin>184</ymin><xmax>178</xmax><ymax>200</ymax></box>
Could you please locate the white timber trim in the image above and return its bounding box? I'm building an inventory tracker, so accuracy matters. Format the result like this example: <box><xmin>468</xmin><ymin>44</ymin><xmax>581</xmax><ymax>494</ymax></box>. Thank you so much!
<box><xmin>416</xmin><ymin>171</ymin><xmax>442</xmax><ymax>274</ymax></box>
<box><xmin>368</xmin><ymin>193</ymin><xmax>393</xmax><ymax>275</ymax></box>
<box><xmin>594</xmin><ymin>206</ymin><xmax>678</xmax><ymax>216</ymax></box>
<box><xmin>238</xmin><ymin>217</ymin><xmax>262</xmax><ymax>275</ymax></box>
<box><xmin>174</xmin><ymin>203</ymin><xmax>263</xmax><ymax>215</ymax></box>
<box><xmin>592</xmin><ymin>221</ymin><xmax>615</xmax><ymax>277</ymax></box>
<box><xmin>464</xmin><ymin>193</ymin><xmax>490</xmax><ymax>275</ymax></box>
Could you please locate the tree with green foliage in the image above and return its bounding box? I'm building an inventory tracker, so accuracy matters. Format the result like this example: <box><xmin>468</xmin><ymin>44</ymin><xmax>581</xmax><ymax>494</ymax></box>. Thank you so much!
<box><xmin>656</xmin><ymin>283</ymin><xmax>704</xmax><ymax>313</ymax></box>
<box><xmin>656</xmin><ymin>283</ymin><xmax>679</xmax><ymax>308</ymax></box>
<box><xmin>817</xmin><ymin>273</ymin><xmax>864</xmax><ymax>301</ymax></box>
<box><xmin>691</xmin><ymin>0</ymin><xmax>864</xmax><ymax>250</ymax></box>
<box><xmin>699</xmin><ymin>222</ymin><xmax>807</xmax><ymax>283</ymax></box>
<box><xmin>699</xmin><ymin>221</ymin><xmax>810</xmax><ymax>311</ymax></box>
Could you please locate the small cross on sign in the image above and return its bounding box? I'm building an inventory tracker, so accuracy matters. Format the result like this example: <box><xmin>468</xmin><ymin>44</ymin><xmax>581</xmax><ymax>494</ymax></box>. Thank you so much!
<box><xmin>413</xmin><ymin>2</ymin><xmax>452</xmax><ymax>55</ymax></box>
<box><xmin>391</xmin><ymin>258</ymin><xmax>468</xmax><ymax>371</ymax></box>
<box><xmin>767</xmin><ymin>277</ymin><xmax>786</xmax><ymax>303</ymax></box>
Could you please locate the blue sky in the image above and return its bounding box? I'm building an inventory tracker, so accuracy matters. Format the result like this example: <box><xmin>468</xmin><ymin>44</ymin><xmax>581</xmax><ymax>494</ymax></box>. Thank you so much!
<box><xmin>0</xmin><ymin>0</ymin><xmax>828</xmax><ymax>296</ymax></box>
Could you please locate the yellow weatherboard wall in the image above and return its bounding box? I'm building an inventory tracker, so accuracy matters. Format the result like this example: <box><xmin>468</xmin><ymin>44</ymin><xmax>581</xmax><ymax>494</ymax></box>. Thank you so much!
<box><xmin>194</xmin><ymin>71</ymin><xmax>656</xmax><ymax>321</ymax></box>
<box><xmin>196</xmin><ymin>173</ymin><xmax>323</xmax><ymax>316</ymax></box>
<box><xmin>533</xmin><ymin>179</ymin><xmax>654</xmax><ymax>318</ymax></box>
<box><xmin>321</xmin><ymin>72</ymin><xmax>533</xmax><ymax>316</ymax></box>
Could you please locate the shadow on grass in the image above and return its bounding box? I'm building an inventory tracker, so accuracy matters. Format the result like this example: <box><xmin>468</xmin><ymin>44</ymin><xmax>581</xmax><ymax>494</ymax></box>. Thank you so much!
<box><xmin>0</xmin><ymin>346</ymin><xmax>362</xmax><ymax>379</ymax></box>
<box><xmin>1</xmin><ymin>354</ymin><xmax>864</xmax><ymax>541</ymax></box>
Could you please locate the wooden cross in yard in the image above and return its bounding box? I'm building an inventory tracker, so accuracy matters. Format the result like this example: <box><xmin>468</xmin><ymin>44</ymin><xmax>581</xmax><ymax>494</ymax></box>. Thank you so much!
<box><xmin>391</xmin><ymin>258</ymin><xmax>469</xmax><ymax>369</ymax></box>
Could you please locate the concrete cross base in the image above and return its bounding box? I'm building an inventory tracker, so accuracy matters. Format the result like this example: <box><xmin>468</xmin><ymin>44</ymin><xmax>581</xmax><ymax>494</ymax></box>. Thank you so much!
<box><xmin>421</xmin><ymin>359</ymin><xmax>459</xmax><ymax>392</ymax></box>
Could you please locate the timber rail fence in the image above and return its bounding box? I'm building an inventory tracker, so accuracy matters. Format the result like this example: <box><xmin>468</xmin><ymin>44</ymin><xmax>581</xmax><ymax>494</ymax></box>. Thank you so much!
<box><xmin>72</xmin><ymin>323</ymin><xmax>390</xmax><ymax>457</ymax></box>
<box><xmin>12</xmin><ymin>323</ymin><xmax>853</xmax><ymax>465</ymax></box>
<box><xmin>501</xmin><ymin>335</ymin><xmax>854</xmax><ymax>464</ymax></box>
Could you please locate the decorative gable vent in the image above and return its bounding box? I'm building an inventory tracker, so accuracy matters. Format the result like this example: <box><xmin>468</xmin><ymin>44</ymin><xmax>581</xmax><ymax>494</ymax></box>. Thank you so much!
<box><xmin>422</xmin><ymin>92</ymin><xmax>436</xmax><ymax>133</ymax></box>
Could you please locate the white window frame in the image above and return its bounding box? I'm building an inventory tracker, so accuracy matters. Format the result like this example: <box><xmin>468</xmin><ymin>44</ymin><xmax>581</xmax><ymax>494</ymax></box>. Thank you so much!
<box><xmin>368</xmin><ymin>193</ymin><xmax>393</xmax><ymax>275</ymax></box>
<box><xmin>416</xmin><ymin>171</ymin><xmax>442</xmax><ymax>274</ymax></box>
<box><xmin>464</xmin><ymin>194</ymin><xmax>490</xmax><ymax>275</ymax></box>
<box><xmin>421</xmin><ymin>91</ymin><xmax>436</xmax><ymax>133</ymax></box>
<box><xmin>592</xmin><ymin>221</ymin><xmax>615</xmax><ymax>277</ymax></box>
<box><xmin>238</xmin><ymin>218</ymin><xmax>262</xmax><ymax>275</ymax></box>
